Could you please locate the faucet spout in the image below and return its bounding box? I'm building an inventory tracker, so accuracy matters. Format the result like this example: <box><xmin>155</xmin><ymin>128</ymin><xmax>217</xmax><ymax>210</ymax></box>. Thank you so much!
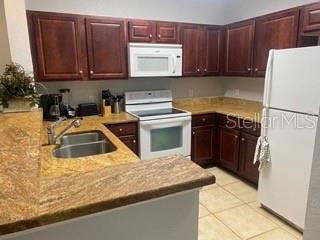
<box><xmin>47</xmin><ymin>118</ymin><xmax>81</xmax><ymax>145</ymax></box>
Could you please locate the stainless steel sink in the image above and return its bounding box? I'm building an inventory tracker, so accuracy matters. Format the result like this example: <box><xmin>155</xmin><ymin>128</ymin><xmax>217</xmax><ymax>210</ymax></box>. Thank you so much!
<box><xmin>60</xmin><ymin>131</ymin><xmax>106</xmax><ymax>145</ymax></box>
<box><xmin>53</xmin><ymin>131</ymin><xmax>116</xmax><ymax>159</ymax></box>
<box><xmin>53</xmin><ymin>141</ymin><xmax>116</xmax><ymax>158</ymax></box>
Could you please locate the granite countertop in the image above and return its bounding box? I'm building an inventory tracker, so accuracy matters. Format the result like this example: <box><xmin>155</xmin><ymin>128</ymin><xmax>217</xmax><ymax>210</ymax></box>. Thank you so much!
<box><xmin>0</xmin><ymin>110</ymin><xmax>214</xmax><ymax>236</ymax></box>
<box><xmin>174</xmin><ymin>97</ymin><xmax>263</xmax><ymax>123</ymax></box>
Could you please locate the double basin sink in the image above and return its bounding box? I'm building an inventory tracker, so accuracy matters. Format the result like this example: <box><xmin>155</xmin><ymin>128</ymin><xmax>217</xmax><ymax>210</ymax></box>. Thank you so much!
<box><xmin>53</xmin><ymin>131</ymin><xmax>116</xmax><ymax>159</ymax></box>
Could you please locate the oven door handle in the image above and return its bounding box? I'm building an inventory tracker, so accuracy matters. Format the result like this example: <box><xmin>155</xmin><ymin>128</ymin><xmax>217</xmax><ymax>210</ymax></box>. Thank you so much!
<box><xmin>139</xmin><ymin>116</ymin><xmax>191</xmax><ymax>127</ymax></box>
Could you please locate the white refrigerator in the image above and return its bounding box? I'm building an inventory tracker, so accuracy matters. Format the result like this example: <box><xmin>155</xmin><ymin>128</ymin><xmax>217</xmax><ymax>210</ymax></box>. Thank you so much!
<box><xmin>258</xmin><ymin>46</ymin><xmax>320</xmax><ymax>230</ymax></box>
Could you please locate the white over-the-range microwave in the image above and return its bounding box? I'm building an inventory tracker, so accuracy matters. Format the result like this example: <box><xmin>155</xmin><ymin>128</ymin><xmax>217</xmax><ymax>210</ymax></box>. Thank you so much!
<box><xmin>128</xmin><ymin>43</ymin><xmax>182</xmax><ymax>77</ymax></box>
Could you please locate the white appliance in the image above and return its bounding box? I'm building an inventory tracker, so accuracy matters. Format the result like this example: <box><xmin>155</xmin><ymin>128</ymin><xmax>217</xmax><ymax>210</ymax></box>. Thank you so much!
<box><xmin>259</xmin><ymin>46</ymin><xmax>320</xmax><ymax>230</ymax></box>
<box><xmin>125</xmin><ymin>90</ymin><xmax>191</xmax><ymax>160</ymax></box>
<box><xmin>128</xmin><ymin>43</ymin><xmax>182</xmax><ymax>77</ymax></box>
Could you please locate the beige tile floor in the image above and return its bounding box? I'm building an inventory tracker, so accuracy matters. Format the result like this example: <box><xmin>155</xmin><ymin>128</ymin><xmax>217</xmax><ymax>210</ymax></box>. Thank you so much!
<box><xmin>199</xmin><ymin>167</ymin><xmax>303</xmax><ymax>240</ymax></box>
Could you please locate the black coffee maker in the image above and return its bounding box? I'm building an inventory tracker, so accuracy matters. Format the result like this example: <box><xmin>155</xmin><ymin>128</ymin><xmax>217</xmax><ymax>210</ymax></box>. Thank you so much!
<box><xmin>40</xmin><ymin>94</ymin><xmax>63</xmax><ymax>120</ymax></box>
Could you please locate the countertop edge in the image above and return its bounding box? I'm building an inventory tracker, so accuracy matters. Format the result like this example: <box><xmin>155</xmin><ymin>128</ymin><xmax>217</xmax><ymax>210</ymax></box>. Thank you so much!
<box><xmin>0</xmin><ymin>175</ymin><xmax>214</xmax><ymax>236</ymax></box>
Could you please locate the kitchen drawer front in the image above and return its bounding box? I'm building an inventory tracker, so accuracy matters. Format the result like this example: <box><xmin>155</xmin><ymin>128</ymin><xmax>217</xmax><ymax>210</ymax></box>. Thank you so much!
<box><xmin>192</xmin><ymin>113</ymin><xmax>216</xmax><ymax>127</ymax></box>
<box><xmin>105</xmin><ymin>122</ymin><xmax>137</xmax><ymax>137</ymax></box>
<box><xmin>241</xmin><ymin>120</ymin><xmax>261</xmax><ymax>137</ymax></box>
<box><xmin>217</xmin><ymin>114</ymin><xmax>240</xmax><ymax>129</ymax></box>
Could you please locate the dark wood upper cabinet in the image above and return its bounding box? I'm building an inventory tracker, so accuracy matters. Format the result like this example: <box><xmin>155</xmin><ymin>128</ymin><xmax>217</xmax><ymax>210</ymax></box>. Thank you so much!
<box><xmin>302</xmin><ymin>2</ymin><xmax>320</xmax><ymax>34</ymax></box>
<box><xmin>253</xmin><ymin>9</ymin><xmax>299</xmax><ymax>76</ymax></box>
<box><xmin>180</xmin><ymin>24</ymin><xmax>202</xmax><ymax>76</ymax></box>
<box><xmin>225</xmin><ymin>20</ymin><xmax>255</xmax><ymax>76</ymax></box>
<box><xmin>219</xmin><ymin>127</ymin><xmax>240</xmax><ymax>171</ymax></box>
<box><xmin>156</xmin><ymin>22</ymin><xmax>178</xmax><ymax>43</ymax></box>
<box><xmin>239</xmin><ymin>132</ymin><xmax>259</xmax><ymax>185</ymax></box>
<box><xmin>28</xmin><ymin>12</ymin><xmax>86</xmax><ymax>81</ymax></box>
<box><xmin>86</xmin><ymin>17</ymin><xmax>127</xmax><ymax>79</ymax></box>
<box><xmin>203</xmin><ymin>26</ymin><xmax>222</xmax><ymax>76</ymax></box>
<box><xmin>128</xmin><ymin>20</ymin><xmax>154</xmax><ymax>42</ymax></box>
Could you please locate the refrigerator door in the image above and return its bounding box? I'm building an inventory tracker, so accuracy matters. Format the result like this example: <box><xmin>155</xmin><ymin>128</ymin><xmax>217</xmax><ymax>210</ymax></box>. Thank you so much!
<box><xmin>263</xmin><ymin>46</ymin><xmax>320</xmax><ymax>115</ymax></box>
<box><xmin>258</xmin><ymin>108</ymin><xmax>318</xmax><ymax>229</ymax></box>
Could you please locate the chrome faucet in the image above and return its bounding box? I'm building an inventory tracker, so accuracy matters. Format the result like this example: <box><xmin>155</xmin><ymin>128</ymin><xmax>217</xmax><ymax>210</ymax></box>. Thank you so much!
<box><xmin>47</xmin><ymin>117</ymin><xmax>81</xmax><ymax>145</ymax></box>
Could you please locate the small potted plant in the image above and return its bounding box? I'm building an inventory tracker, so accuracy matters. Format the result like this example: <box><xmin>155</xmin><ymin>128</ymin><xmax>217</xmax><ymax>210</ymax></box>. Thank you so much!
<box><xmin>0</xmin><ymin>63</ymin><xmax>44</xmax><ymax>112</ymax></box>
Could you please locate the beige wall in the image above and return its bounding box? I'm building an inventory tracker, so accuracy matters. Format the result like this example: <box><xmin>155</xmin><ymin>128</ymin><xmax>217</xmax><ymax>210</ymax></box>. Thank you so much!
<box><xmin>0</xmin><ymin>0</ymin><xmax>11</xmax><ymax>72</ymax></box>
<box><xmin>42</xmin><ymin>77</ymin><xmax>226</xmax><ymax>106</ymax></box>
<box><xmin>3</xmin><ymin>0</ymin><xmax>33</xmax><ymax>72</ymax></box>
<box><xmin>25</xmin><ymin>0</ymin><xmax>226</xmax><ymax>25</ymax></box>
<box><xmin>223</xmin><ymin>0</ymin><xmax>317</xmax><ymax>24</ymax></box>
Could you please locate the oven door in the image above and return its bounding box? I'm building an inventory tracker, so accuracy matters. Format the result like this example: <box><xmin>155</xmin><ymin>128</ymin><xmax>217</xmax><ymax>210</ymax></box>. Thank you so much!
<box><xmin>139</xmin><ymin>116</ymin><xmax>191</xmax><ymax>160</ymax></box>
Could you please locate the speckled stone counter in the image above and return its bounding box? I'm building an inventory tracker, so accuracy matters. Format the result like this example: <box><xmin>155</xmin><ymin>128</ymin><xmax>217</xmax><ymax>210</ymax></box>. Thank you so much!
<box><xmin>0</xmin><ymin>111</ymin><xmax>214</xmax><ymax>236</ymax></box>
<box><xmin>174</xmin><ymin>97</ymin><xmax>262</xmax><ymax>123</ymax></box>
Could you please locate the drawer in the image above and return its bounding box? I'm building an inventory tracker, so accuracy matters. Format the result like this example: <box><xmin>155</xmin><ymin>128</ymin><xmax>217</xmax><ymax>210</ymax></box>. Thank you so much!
<box><xmin>105</xmin><ymin>122</ymin><xmax>137</xmax><ymax>137</ymax></box>
<box><xmin>217</xmin><ymin>114</ymin><xmax>240</xmax><ymax>129</ymax></box>
<box><xmin>241</xmin><ymin>120</ymin><xmax>261</xmax><ymax>136</ymax></box>
<box><xmin>192</xmin><ymin>113</ymin><xmax>216</xmax><ymax>127</ymax></box>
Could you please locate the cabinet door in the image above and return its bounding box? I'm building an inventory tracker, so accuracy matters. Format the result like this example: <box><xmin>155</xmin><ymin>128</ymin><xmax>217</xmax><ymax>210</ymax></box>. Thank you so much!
<box><xmin>128</xmin><ymin>20</ymin><xmax>154</xmax><ymax>42</ymax></box>
<box><xmin>192</xmin><ymin>126</ymin><xmax>215</xmax><ymax>166</ymax></box>
<box><xmin>239</xmin><ymin>133</ymin><xmax>259</xmax><ymax>184</ymax></box>
<box><xmin>225</xmin><ymin>20</ymin><xmax>255</xmax><ymax>76</ymax></box>
<box><xmin>156</xmin><ymin>22</ymin><xmax>178</xmax><ymax>43</ymax></box>
<box><xmin>180</xmin><ymin>24</ymin><xmax>202</xmax><ymax>76</ymax></box>
<box><xmin>86</xmin><ymin>17</ymin><xmax>127</xmax><ymax>79</ymax></box>
<box><xmin>119</xmin><ymin>135</ymin><xmax>139</xmax><ymax>156</ymax></box>
<box><xmin>219</xmin><ymin>127</ymin><xmax>240</xmax><ymax>171</ymax></box>
<box><xmin>203</xmin><ymin>26</ymin><xmax>222</xmax><ymax>76</ymax></box>
<box><xmin>30</xmin><ymin>13</ymin><xmax>85</xmax><ymax>80</ymax></box>
<box><xmin>253</xmin><ymin>9</ymin><xmax>299</xmax><ymax>76</ymax></box>
<box><xmin>302</xmin><ymin>2</ymin><xmax>320</xmax><ymax>33</ymax></box>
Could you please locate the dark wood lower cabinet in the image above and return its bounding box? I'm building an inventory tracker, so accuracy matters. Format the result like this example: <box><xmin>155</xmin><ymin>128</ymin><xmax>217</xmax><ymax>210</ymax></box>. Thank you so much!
<box><xmin>118</xmin><ymin>135</ymin><xmax>139</xmax><ymax>156</ymax></box>
<box><xmin>105</xmin><ymin>122</ymin><xmax>139</xmax><ymax>156</ymax></box>
<box><xmin>191</xmin><ymin>125</ymin><xmax>216</xmax><ymax>166</ymax></box>
<box><xmin>191</xmin><ymin>113</ymin><xmax>260</xmax><ymax>184</ymax></box>
<box><xmin>218</xmin><ymin>127</ymin><xmax>240</xmax><ymax>171</ymax></box>
<box><xmin>239</xmin><ymin>133</ymin><xmax>259</xmax><ymax>184</ymax></box>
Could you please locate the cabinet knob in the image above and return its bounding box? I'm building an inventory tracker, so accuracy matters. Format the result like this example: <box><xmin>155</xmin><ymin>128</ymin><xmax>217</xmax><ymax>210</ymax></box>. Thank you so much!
<box><xmin>253</xmin><ymin>128</ymin><xmax>257</xmax><ymax>131</ymax></box>
<box><xmin>247</xmin><ymin>68</ymin><xmax>251</xmax><ymax>72</ymax></box>
<box><xmin>241</xmin><ymin>138</ymin><xmax>245</xmax><ymax>141</ymax></box>
<box><xmin>254</xmin><ymin>68</ymin><xmax>259</xmax><ymax>72</ymax></box>
<box><xmin>202</xmin><ymin>118</ymin><xmax>206</xmax><ymax>122</ymax></box>
<box><xmin>90</xmin><ymin>70</ymin><xmax>94</xmax><ymax>74</ymax></box>
<box><xmin>79</xmin><ymin>70</ymin><xmax>83</xmax><ymax>74</ymax></box>
<box><xmin>133</xmin><ymin>139</ymin><xmax>136</xmax><ymax>143</ymax></box>
<box><xmin>158</xmin><ymin>34</ymin><xmax>161</xmax><ymax>39</ymax></box>
<box><xmin>204</xmin><ymin>68</ymin><xmax>207</xmax><ymax>72</ymax></box>
<box><xmin>235</xmin><ymin>136</ymin><xmax>238</xmax><ymax>139</ymax></box>
<box><xmin>119</xmin><ymin>128</ymin><xmax>123</xmax><ymax>132</ymax></box>
<box><xmin>192</xmin><ymin>131</ymin><xmax>195</xmax><ymax>135</ymax></box>
<box><xmin>149</xmin><ymin>34</ymin><xmax>153</xmax><ymax>38</ymax></box>
<box><xmin>197</xmin><ymin>68</ymin><xmax>201</xmax><ymax>72</ymax></box>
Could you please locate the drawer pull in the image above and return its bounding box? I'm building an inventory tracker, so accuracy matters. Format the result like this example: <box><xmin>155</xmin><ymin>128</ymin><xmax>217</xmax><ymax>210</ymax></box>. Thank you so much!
<box><xmin>149</xmin><ymin>34</ymin><xmax>153</xmax><ymax>38</ymax></box>
<box><xmin>253</xmin><ymin>128</ymin><xmax>256</xmax><ymax>131</ymax></box>
<box><xmin>119</xmin><ymin>128</ymin><xmax>123</xmax><ymax>132</ymax></box>
<box><xmin>202</xmin><ymin>118</ymin><xmax>206</xmax><ymax>122</ymax></box>
<box><xmin>133</xmin><ymin>139</ymin><xmax>136</xmax><ymax>143</ymax></box>
<box><xmin>79</xmin><ymin>70</ymin><xmax>83</xmax><ymax>74</ymax></box>
<box><xmin>241</xmin><ymin>138</ymin><xmax>245</xmax><ymax>141</ymax></box>
<box><xmin>158</xmin><ymin>34</ymin><xmax>161</xmax><ymax>38</ymax></box>
<box><xmin>235</xmin><ymin>136</ymin><xmax>238</xmax><ymax>139</ymax></box>
<box><xmin>192</xmin><ymin>131</ymin><xmax>195</xmax><ymax>135</ymax></box>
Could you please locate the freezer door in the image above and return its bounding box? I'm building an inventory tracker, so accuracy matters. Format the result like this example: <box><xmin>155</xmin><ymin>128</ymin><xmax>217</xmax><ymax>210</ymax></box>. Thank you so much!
<box><xmin>263</xmin><ymin>46</ymin><xmax>320</xmax><ymax>115</ymax></box>
<box><xmin>258</xmin><ymin>108</ymin><xmax>318</xmax><ymax>229</ymax></box>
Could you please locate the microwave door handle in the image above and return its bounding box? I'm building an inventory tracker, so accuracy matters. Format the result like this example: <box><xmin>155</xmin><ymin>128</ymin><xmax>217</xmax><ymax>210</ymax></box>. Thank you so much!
<box><xmin>172</xmin><ymin>55</ymin><xmax>177</xmax><ymax>74</ymax></box>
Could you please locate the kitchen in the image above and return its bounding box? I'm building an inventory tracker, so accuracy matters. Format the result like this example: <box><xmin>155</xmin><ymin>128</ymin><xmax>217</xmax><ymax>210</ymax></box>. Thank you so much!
<box><xmin>1</xmin><ymin>0</ymin><xmax>320</xmax><ymax>240</ymax></box>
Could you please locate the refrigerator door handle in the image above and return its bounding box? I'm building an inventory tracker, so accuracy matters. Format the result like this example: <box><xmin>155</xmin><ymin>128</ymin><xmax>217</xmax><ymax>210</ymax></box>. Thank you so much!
<box><xmin>263</xmin><ymin>50</ymin><xmax>275</xmax><ymax>108</ymax></box>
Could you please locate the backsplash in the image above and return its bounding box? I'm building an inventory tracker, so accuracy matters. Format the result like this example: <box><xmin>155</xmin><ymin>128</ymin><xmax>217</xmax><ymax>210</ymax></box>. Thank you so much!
<box><xmin>42</xmin><ymin>77</ymin><xmax>226</xmax><ymax>106</ymax></box>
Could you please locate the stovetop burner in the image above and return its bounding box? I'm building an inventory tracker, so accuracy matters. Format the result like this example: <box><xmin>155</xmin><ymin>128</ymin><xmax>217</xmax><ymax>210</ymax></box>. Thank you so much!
<box><xmin>130</xmin><ymin>108</ymin><xmax>187</xmax><ymax>117</ymax></box>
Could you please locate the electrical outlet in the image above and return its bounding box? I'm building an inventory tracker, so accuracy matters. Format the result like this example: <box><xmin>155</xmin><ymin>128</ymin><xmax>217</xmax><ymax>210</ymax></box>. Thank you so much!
<box><xmin>188</xmin><ymin>89</ymin><xmax>194</xmax><ymax>97</ymax></box>
<box><xmin>235</xmin><ymin>89</ymin><xmax>240</xmax><ymax>96</ymax></box>
<box><xmin>88</xmin><ymin>96</ymin><xmax>95</xmax><ymax>103</ymax></box>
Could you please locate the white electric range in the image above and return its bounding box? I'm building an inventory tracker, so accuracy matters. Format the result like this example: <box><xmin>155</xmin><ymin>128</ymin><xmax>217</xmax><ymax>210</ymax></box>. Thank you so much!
<box><xmin>125</xmin><ymin>90</ymin><xmax>191</xmax><ymax>160</ymax></box>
